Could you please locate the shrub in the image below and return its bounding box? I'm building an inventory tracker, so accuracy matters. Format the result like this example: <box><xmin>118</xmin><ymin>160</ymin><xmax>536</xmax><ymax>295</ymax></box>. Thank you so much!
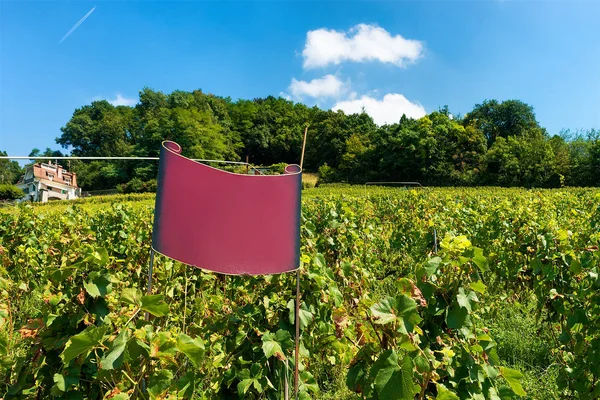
<box><xmin>317</xmin><ymin>163</ymin><xmax>336</xmax><ymax>185</ymax></box>
<box><xmin>117</xmin><ymin>179</ymin><xmax>158</xmax><ymax>194</ymax></box>
<box><xmin>0</xmin><ymin>184</ymin><xmax>24</xmax><ymax>200</ymax></box>
<box><xmin>268</xmin><ymin>162</ymin><xmax>288</xmax><ymax>174</ymax></box>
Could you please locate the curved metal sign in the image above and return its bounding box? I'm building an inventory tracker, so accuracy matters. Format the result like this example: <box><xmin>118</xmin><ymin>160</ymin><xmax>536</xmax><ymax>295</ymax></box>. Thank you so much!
<box><xmin>152</xmin><ymin>141</ymin><xmax>302</xmax><ymax>275</ymax></box>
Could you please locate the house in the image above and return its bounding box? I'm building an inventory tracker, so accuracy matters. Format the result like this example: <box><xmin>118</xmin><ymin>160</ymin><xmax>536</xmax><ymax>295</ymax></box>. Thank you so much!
<box><xmin>16</xmin><ymin>161</ymin><xmax>81</xmax><ymax>202</ymax></box>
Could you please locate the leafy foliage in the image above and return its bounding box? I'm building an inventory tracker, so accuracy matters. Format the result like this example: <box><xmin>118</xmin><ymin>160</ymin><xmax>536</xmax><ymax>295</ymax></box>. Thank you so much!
<box><xmin>0</xmin><ymin>152</ymin><xmax>22</xmax><ymax>185</ymax></box>
<box><xmin>44</xmin><ymin>90</ymin><xmax>600</xmax><ymax>190</ymax></box>
<box><xmin>0</xmin><ymin>187</ymin><xmax>599</xmax><ymax>399</ymax></box>
<box><xmin>0</xmin><ymin>185</ymin><xmax>24</xmax><ymax>201</ymax></box>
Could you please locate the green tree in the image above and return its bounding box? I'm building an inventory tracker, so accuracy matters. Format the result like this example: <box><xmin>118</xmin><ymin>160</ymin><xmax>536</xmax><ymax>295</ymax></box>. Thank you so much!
<box><xmin>232</xmin><ymin>96</ymin><xmax>311</xmax><ymax>166</ymax></box>
<box><xmin>134</xmin><ymin>89</ymin><xmax>234</xmax><ymax>160</ymax></box>
<box><xmin>53</xmin><ymin>88</ymin><xmax>600</xmax><ymax>189</ymax></box>
<box><xmin>485</xmin><ymin>134</ymin><xmax>555</xmax><ymax>187</ymax></box>
<box><xmin>0</xmin><ymin>151</ymin><xmax>22</xmax><ymax>184</ymax></box>
<box><xmin>464</xmin><ymin>99</ymin><xmax>542</xmax><ymax>147</ymax></box>
<box><xmin>305</xmin><ymin>109</ymin><xmax>376</xmax><ymax>176</ymax></box>
<box><xmin>29</xmin><ymin>147</ymin><xmax>66</xmax><ymax>168</ymax></box>
<box><xmin>58</xmin><ymin>100</ymin><xmax>135</xmax><ymax>157</ymax></box>
<box><xmin>366</xmin><ymin>115</ymin><xmax>423</xmax><ymax>183</ymax></box>
<box><xmin>57</xmin><ymin>100</ymin><xmax>136</xmax><ymax>189</ymax></box>
<box><xmin>559</xmin><ymin>129</ymin><xmax>599</xmax><ymax>186</ymax></box>
<box><xmin>363</xmin><ymin>111</ymin><xmax>486</xmax><ymax>186</ymax></box>
<box><xmin>548</xmin><ymin>135</ymin><xmax>571</xmax><ymax>186</ymax></box>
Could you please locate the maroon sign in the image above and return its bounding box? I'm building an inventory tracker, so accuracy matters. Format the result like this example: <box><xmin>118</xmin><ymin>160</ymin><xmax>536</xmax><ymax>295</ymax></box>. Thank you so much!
<box><xmin>152</xmin><ymin>141</ymin><xmax>302</xmax><ymax>275</ymax></box>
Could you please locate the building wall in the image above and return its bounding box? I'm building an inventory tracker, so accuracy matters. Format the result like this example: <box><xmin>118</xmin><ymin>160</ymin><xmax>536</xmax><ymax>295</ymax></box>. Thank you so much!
<box><xmin>16</xmin><ymin>172</ymin><xmax>80</xmax><ymax>203</ymax></box>
<box><xmin>16</xmin><ymin>181</ymin><xmax>38</xmax><ymax>202</ymax></box>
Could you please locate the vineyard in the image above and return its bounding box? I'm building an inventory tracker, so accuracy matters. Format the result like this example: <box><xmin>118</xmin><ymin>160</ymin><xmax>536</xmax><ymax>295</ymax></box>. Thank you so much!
<box><xmin>0</xmin><ymin>187</ymin><xmax>599</xmax><ymax>399</ymax></box>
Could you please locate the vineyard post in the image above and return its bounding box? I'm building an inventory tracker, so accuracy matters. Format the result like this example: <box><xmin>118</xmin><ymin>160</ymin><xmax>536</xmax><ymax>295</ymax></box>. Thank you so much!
<box><xmin>299</xmin><ymin>124</ymin><xmax>308</xmax><ymax>171</ymax></box>
<box><xmin>294</xmin><ymin>123</ymin><xmax>308</xmax><ymax>400</ymax></box>
<box><xmin>141</xmin><ymin>247</ymin><xmax>156</xmax><ymax>393</ymax></box>
<box><xmin>145</xmin><ymin>248</ymin><xmax>155</xmax><ymax>320</ymax></box>
<box><xmin>294</xmin><ymin>268</ymin><xmax>300</xmax><ymax>400</ymax></box>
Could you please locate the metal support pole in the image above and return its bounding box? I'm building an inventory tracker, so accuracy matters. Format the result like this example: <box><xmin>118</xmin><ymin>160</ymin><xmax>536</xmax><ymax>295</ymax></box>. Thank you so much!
<box><xmin>142</xmin><ymin>248</ymin><xmax>156</xmax><ymax>392</ymax></box>
<box><xmin>294</xmin><ymin>268</ymin><xmax>301</xmax><ymax>400</ymax></box>
<box><xmin>145</xmin><ymin>248</ymin><xmax>155</xmax><ymax>320</ymax></box>
<box><xmin>294</xmin><ymin>123</ymin><xmax>307</xmax><ymax>399</ymax></box>
<box><xmin>284</xmin><ymin>358</ymin><xmax>290</xmax><ymax>400</ymax></box>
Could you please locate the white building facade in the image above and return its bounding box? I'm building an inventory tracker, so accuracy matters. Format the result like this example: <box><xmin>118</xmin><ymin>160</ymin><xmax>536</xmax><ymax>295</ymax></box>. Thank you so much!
<box><xmin>16</xmin><ymin>162</ymin><xmax>81</xmax><ymax>202</ymax></box>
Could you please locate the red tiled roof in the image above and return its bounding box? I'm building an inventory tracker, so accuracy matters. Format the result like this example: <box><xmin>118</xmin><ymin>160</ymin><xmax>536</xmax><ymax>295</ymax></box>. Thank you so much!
<box><xmin>21</xmin><ymin>163</ymin><xmax>78</xmax><ymax>188</ymax></box>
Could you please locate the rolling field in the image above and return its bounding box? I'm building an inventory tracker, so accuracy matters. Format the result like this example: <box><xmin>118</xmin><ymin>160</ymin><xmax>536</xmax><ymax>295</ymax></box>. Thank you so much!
<box><xmin>1</xmin><ymin>187</ymin><xmax>599</xmax><ymax>399</ymax></box>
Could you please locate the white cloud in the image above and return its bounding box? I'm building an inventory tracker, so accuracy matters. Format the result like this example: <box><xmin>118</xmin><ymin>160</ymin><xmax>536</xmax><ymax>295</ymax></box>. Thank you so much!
<box><xmin>333</xmin><ymin>93</ymin><xmax>426</xmax><ymax>125</ymax></box>
<box><xmin>288</xmin><ymin>74</ymin><xmax>346</xmax><ymax>99</ymax></box>
<box><xmin>303</xmin><ymin>24</ymin><xmax>424</xmax><ymax>69</ymax></box>
<box><xmin>107</xmin><ymin>94</ymin><xmax>137</xmax><ymax>107</ymax></box>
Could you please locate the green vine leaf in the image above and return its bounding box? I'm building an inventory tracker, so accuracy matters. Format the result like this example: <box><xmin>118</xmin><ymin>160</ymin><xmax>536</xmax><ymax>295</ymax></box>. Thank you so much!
<box><xmin>287</xmin><ymin>300</ymin><xmax>314</xmax><ymax>329</ymax></box>
<box><xmin>456</xmin><ymin>288</ymin><xmax>478</xmax><ymax>312</ymax></box>
<box><xmin>300</xmin><ymin>371</ymin><xmax>319</xmax><ymax>394</ymax></box>
<box><xmin>469</xmin><ymin>280</ymin><xmax>487</xmax><ymax>294</ymax></box>
<box><xmin>371</xmin><ymin>295</ymin><xmax>418</xmax><ymax>334</ymax></box>
<box><xmin>83</xmin><ymin>271</ymin><xmax>112</xmax><ymax>298</ymax></box>
<box><xmin>446</xmin><ymin>305</ymin><xmax>470</xmax><ymax>330</ymax></box>
<box><xmin>147</xmin><ymin>369</ymin><xmax>174</xmax><ymax>399</ymax></box>
<box><xmin>262</xmin><ymin>332</ymin><xmax>284</xmax><ymax>360</ymax></box>
<box><xmin>472</xmin><ymin>247</ymin><xmax>488</xmax><ymax>272</ymax></box>
<box><xmin>499</xmin><ymin>366</ymin><xmax>526</xmax><ymax>396</ymax></box>
<box><xmin>141</xmin><ymin>294</ymin><xmax>169</xmax><ymax>317</ymax></box>
<box><xmin>436</xmin><ymin>383</ymin><xmax>459</xmax><ymax>399</ymax></box>
<box><xmin>100</xmin><ymin>329</ymin><xmax>130</xmax><ymax>370</ymax></box>
<box><xmin>177</xmin><ymin>333</ymin><xmax>205</xmax><ymax>368</ymax></box>
<box><xmin>121</xmin><ymin>288</ymin><xmax>142</xmax><ymax>306</ymax></box>
<box><xmin>425</xmin><ymin>257</ymin><xmax>442</xmax><ymax>276</ymax></box>
<box><xmin>371</xmin><ymin>350</ymin><xmax>418</xmax><ymax>400</ymax></box>
<box><xmin>61</xmin><ymin>325</ymin><xmax>107</xmax><ymax>364</ymax></box>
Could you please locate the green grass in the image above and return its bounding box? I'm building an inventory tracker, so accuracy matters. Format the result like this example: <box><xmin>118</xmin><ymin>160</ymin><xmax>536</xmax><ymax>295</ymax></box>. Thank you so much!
<box><xmin>484</xmin><ymin>295</ymin><xmax>561</xmax><ymax>399</ymax></box>
<box><xmin>302</xmin><ymin>172</ymin><xmax>319</xmax><ymax>188</ymax></box>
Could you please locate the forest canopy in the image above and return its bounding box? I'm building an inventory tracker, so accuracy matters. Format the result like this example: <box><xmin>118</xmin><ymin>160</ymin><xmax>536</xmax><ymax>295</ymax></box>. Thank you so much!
<box><xmin>3</xmin><ymin>88</ymin><xmax>599</xmax><ymax>190</ymax></box>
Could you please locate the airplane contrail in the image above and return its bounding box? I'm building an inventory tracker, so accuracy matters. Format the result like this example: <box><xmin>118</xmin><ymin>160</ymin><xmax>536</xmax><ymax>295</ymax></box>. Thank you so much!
<box><xmin>58</xmin><ymin>6</ymin><xmax>97</xmax><ymax>44</ymax></box>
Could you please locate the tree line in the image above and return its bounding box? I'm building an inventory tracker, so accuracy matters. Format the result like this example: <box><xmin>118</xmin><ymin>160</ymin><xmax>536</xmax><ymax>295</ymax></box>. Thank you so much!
<box><xmin>1</xmin><ymin>88</ymin><xmax>599</xmax><ymax>191</ymax></box>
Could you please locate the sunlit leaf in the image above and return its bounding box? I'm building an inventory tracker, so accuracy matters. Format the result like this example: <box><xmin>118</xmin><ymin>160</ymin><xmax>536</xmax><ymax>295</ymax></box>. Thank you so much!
<box><xmin>499</xmin><ymin>366</ymin><xmax>527</xmax><ymax>396</ymax></box>
<box><xmin>141</xmin><ymin>295</ymin><xmax>169</xmax><ymax>317</ymax></box>
<box><xmin>100</xmin><ymin>329</ymin><xmax>129</xmax><ymax>370</ymax></box>
<box><xmin>177</xmin><ymin>333</ymin><xmax>205</xmax><ymax>368</ymax></box>
<box><xmin>61</xmin><ymin>325</ymin><xmax>107</xmax><ymax>363</ymax></box>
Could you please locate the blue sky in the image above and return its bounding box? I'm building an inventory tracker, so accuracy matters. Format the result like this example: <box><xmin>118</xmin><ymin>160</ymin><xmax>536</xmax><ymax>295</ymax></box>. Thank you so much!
<box><xmin>1</xmin><ymin>1</ymin><xmax>599</xmax><ymax>157</ymax></box>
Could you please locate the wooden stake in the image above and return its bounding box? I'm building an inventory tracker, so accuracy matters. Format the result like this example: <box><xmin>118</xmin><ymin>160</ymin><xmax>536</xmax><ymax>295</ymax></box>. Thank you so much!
<box><xmin>300</xmin><ymin>125</ymin><xmax>308</xmax><ymax>169</ymax></box>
